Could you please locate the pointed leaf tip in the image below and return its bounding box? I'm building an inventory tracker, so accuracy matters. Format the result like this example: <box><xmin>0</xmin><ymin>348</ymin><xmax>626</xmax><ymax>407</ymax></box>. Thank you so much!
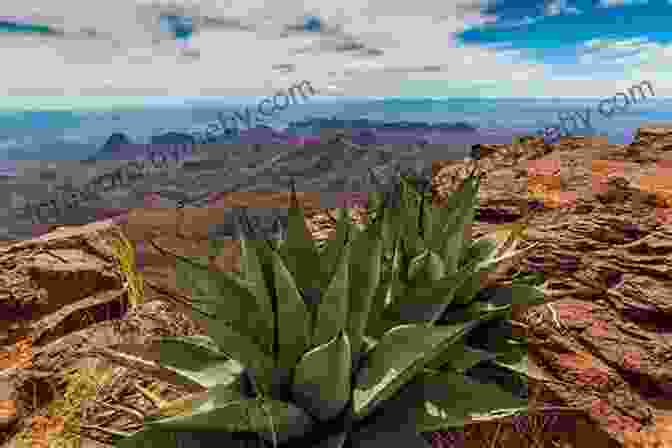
<box><xmin>292</xmin><ymin>331</ymin><xmax>351</xmax><ymax>421</ymax></box>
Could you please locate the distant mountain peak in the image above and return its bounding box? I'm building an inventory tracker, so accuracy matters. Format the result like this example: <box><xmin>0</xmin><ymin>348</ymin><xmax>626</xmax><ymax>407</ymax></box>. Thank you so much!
<box><xmin>84</xmin><ymin>132</ymin><xmax>133</xmax><ymax>162</ymax></box>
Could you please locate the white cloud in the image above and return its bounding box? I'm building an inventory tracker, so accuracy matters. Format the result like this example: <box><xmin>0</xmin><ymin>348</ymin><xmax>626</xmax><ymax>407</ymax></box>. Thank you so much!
<box><xmin>0</xmin><ymin>0</ymin><xmax>670</xmax><ymax>102</ymax></box>
<box><xmin>545</xmin><ymin>0</ymin><xmax>582</xmax><ymax>16</ymax></box>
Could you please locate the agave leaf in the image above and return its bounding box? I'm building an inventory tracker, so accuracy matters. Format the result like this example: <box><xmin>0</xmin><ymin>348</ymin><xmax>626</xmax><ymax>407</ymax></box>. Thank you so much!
<box><xmin>381</xmin><ymin>258</ymin><xmax>477</xmax><ymax>325</ymax></box>
<box><xmin>233</xmin><ymin>212</ymin><xmax>276</xmax><ymax>350</ymax></box>
<box><xmin>175</xmin><ymin>256</ymin><xmax>273</xmax><ymax>355</ymax></box>
<box><xmin>425</xmin><ymin>342</ymin><xmax>499</xmax><ymax>372</ymax></box>
<box><xmin>437</xmin><ymin>176</ymin><xmax>479</xmax><ymax>275</ymax></box>
<box><xmin>407</xmin><ymin>250</ymin><xmax>430</xmax><ymax>283</ymax></box>
<box><xmin>292</xmin><ymin>330</ymin><xmax>352</xmax><ymax>421</ymax></box>
<box><xmin>158</xmin><ymin>335</ymin><xmax>226</xmax><ymax>354</ymax></box>
<box><xmin>312</xmin><ymin>243</ymin><xmax>351</xmax><ymax>347</ymax></box>
<box><xmin>460</xmin><ymin>237</ymin><xmax>497</xmax><ymax>268</ymax></box>
<box><xmin>352</xmin><ymin>321</ymin><xmax>481</xmax><ymax>420</ymax></box>
<box><xmin>410</xmin><ymin>250</ymin><xmax>445</xmax><ymax>286</ymax></box>
<box><xmin>364</xmin><ymin>267</ymin><xmax>394</xmax><ymax>340</ymax></box>
<box><xmin>490</xmin><ymin>352</ymin><xmax>552</xmax><ymax>383</ymax></box>
<box><xmin>451</xmin><ymin>261</ymin><xmax>499</xmax><ymax>307</ymax></box>
<box><xmin>398</xmin><ymin>179</ymin><xmax>425</xmax><ymax>258</ymax></box>
<box><xmin>278</xmin><ymin>179</ymin><xmax>322</xmax><ymax>295</ymax></box>
<box><xmin>430</xmin><ymin>174</ymin><xmax>478</xmax><ymax>241</ymax></box>
<box><xmin>115</xmin><ymin>426</ymin><xmax>180</xmax><ymax>447</ymax></box>
<box><xmin>379</xmin><ymin>196</ymin><xmax>403</xmax><ymax>258</ymax></box>
<box><xmin>148</xmin><ymin>389</ymin><xmax>314</xmax><ymax>444</ymax></box>
<box><xmin>199</xmin><ymin>319</ymin><xmax>276</xmax><ymax>391</ymax></box>
<box><xmin>271</xmin><ymin>248</ymin><xmax>311</xmax><ymax>369</ymax></box>
<box><xmin>478</xmin><ymin>284</ymin><xmax>547</xmax><ymax>308</ymax></box>
<box><xmin>319</xmin><ymin>207</ymin><xmax>351</xmax><ymax>291</ymax></box>
<box><xmin>438</xmin><ymin>296</ymin><xmax>513</xmax><ymax>326</ymax></box>
<box><xmin>420</xmin><ymin>193</ymin><xmax>435</xmax><ymax>244</ymax></box>
<box><xmin>154</xmin><ymin>336</ymin><xmax>243</xmax><ymax>388</ymax></box>
<box><xmin>347</xmin><ymin>213</ymin><xmax>383</xmax><ymax>362</ymax></box>
<box><xmin>405</xmin><ymin>371</ymin><xmax>529</xmax><ymax>432</ymax></box>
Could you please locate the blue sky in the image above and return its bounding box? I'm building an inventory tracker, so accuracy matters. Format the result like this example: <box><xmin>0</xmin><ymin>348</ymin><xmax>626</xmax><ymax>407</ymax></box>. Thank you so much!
<box><xmin>0</xmin><ymin>0</ymin><xmax>670</xmax><ymax>108</ymax></box>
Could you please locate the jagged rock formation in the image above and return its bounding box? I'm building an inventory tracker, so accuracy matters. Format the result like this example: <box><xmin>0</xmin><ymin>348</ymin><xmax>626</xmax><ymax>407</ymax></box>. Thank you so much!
<box><xmin>84</xmin><ymin>132</ymin><xmax>134</xmax><ymax>162</ymax></box>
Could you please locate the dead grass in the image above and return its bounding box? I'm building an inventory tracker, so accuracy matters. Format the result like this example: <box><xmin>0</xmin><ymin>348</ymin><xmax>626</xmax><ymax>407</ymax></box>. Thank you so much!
<box><xmin>108</xmin><ymin>231</ymin><xmax>145</xmax><ymax>309</ymax></box>
<box><xmin>13</xmin><ymin>364</ymin><xmax>116</xmax><ymax>448</ymax></box>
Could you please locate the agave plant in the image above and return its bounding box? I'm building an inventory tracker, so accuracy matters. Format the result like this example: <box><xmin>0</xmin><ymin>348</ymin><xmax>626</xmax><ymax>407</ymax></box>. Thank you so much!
<box><xmin>115</xmin><ymin>175</ymin><xmax>547</xmax><ymax>448</ymax></box>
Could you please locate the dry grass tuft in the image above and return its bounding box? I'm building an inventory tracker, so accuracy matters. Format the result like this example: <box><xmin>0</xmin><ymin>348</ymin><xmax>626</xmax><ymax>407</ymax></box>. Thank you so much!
<box><xmin>108</xmin><ymin>231</ymin><xmax>145</xmax><ymax>309</ymax></box>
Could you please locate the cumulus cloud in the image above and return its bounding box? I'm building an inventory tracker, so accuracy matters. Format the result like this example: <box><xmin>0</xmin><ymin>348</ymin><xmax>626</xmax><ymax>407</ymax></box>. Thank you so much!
<box><xmin>0</xmin><ymin>0</ymin><xmax>670</xmax><ymax>101</ymax></box>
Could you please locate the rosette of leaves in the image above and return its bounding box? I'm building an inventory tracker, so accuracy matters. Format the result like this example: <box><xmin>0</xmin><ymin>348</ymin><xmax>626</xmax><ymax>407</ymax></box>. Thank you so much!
<box><xmin>114</xmin><ymin>177</ymin><xmax>544</xmax><ymax>448</ymax></box>
<box><xmin>364</xmin><ymin>165</ymin><xmax>547</xmax><ymax>404</ymax></box>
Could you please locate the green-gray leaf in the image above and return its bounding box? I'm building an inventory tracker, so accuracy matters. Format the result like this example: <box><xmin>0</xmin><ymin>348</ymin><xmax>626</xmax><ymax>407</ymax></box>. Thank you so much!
<box><xmin>154</xmin><ymin>336</ymin><xmax>242</xmax><ymax>388</ymax></box>
<box><xmin>352</xmin><ymin>322</ymin><xmax>480</xmax><ymax>419</ymax></box>
<box><xmin>347</xmin><ymin>217</ymin><xmax>383</xmax><ymax>361</ymax></box>
<box><xmin>319</xmin><ymin>207</ymin><xmax>351</xmax><ymax>290</ymax></box>
<box><xmin>237</xmin><ymin>218</ymin><xmax>276</xmax><ymax>346</ymax></box>
<box><xmin>425</xmin><ymin>342</ymin><xmax>499</xmax><ymax>372</ymax></box>
<box><xmin>410</xmin><ymin>371</ymin><xmax>529</xmax><ymax>431</ymax></box>
<box><xmin>176</xmin><ymin>257</ymin><xmax>273</xmax><ymax>355</ymax></box>
<box><xmin>148</xmin><ymin>386</ymin><xmax>314</xmax><ymax>444</ymax></box>
<box><xmin>199</xmin><ymin>320</ymin><xmax>275</xmax><ymax>391</ymax></box>
<box><xmin>313</xmin><ymin>243</ymin><xmax>351</xmax><ymax>347</ymax></box>
<box><xmin>271</xmin><ymin>248</ymin><xmax>311</xmax><ymax>369</ymax></box>
<box><xmin>278</xmin><ymin>180</ymin><xmax>322</xmax><ymax>294</ymax></box>
<box><xmin>292</xmin><ymin>330</ymin><xmax>351</xmax><ymax>421</ymax></box>
<box><xmin>115</xmin><ymin>426</ymin><xmax>180</xmax><ymax>448</ymax></box>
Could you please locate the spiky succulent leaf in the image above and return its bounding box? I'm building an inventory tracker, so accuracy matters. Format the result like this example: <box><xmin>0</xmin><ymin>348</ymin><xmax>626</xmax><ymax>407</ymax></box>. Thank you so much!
<box><xmin>405</xmin><ymin>370</ymin><xmax>529</xmax><ymax>431</ymax></box>
<box><xmin>408</xmin><ymin>250</ymin><xmax>445</xmax><ymax>286</ymax></box>
<box><xmin>319</xmin><ymin>207</ymin><xmax>352</xmax><ymax>290</ymax></box>
<box><xmin>460</xmin><ymin>237</ymin><xmax>497</xmax><ymax>268</ymax></box>
<box><xmin>398</xmin><ymin>177</ymin><xmax>425</xmax><ymax>257</ymax></box>
<box><xmin>347</xmin><ymin>210</ymin><xmax>383</xmax><ymax>362</ymax></box>
<box><xmin>158</xmin><ymin>335</ymin><xmax>226</xmax><ymax>355</ymax></box>
<box><xmin>436</xmin><ymin>175</ymin><xmax>480</xmax><ymax>275</ymax></box>
<box><xmin>153</xmin><ymin>336</ymin><xmax>242</xmax><ymax>388</ymax></box>
<box><xmin>235</xmin><ymin>212</ymin><xmax>276</xmax><ymax>348</ymax></box>
<box><xmin>292</xmin><ymin>330</ymin><xmax>351</xmax><ymax>421</ymax></box>
<box><xmin>425</xmin><ymin>342</ymin><xmax>499</xmax><ymax>372</ymax></box>
<box><xmin>312</xmin><ymin>243</ymin><xmax>351</xmax><ymax>347</ymax></box>
<box><xmin>147</xmin><ymin>385</ymin><xmax>314</xmax><ymax>444</ymax></box>
<box><xmin>175</xmin><ymin>255</ymin><xmax>273</xmax><ymax>356</ymax></box>
<box><xmin>271</xmin><ymin>248</ymin><xmax>311</xmax><ymax>369</ymax></box>
<box><xmin>198</xmin><ymin>320</ymin><xmax>276</xmax><ymax>392</ymax></box>
<box><xmin>278</xmin><ymin>179</ymin><xmax>322</xmax><ymax>295</ymax></box>
<box><xmin>451</xmin><ymin>240</ymin><xmax>537</xmax><ymax>306</ymax></box>
<box><xmin>377</xmin><ymin>257</ymin><xmax>478</xmax><ymax>327</ymax></box>
<box><xmin>352</xmin><ymin>321</ymin><xmax>481</xmax><ymax>420</ymax></box>
<box><xmin>364</xmin><ymin>266</ymin><xmax>394</xmax><ymax>340</ymax></box>
<box><xmin>407</xmin><ymin>250</ymin><xmax>429</xmax><ymax>283</ymax></box>
<box><xmin>115</xmin><ymin>426</ymin><xmax>182</xmax><ymax>447</ymax></box>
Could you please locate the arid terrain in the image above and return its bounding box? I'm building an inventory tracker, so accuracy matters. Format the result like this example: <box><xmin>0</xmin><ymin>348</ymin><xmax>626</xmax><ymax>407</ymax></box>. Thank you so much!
<box><xmin>1</xmin><ymin>127</ymin><xmax>671</xmax><ymax>448</ymax></box>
